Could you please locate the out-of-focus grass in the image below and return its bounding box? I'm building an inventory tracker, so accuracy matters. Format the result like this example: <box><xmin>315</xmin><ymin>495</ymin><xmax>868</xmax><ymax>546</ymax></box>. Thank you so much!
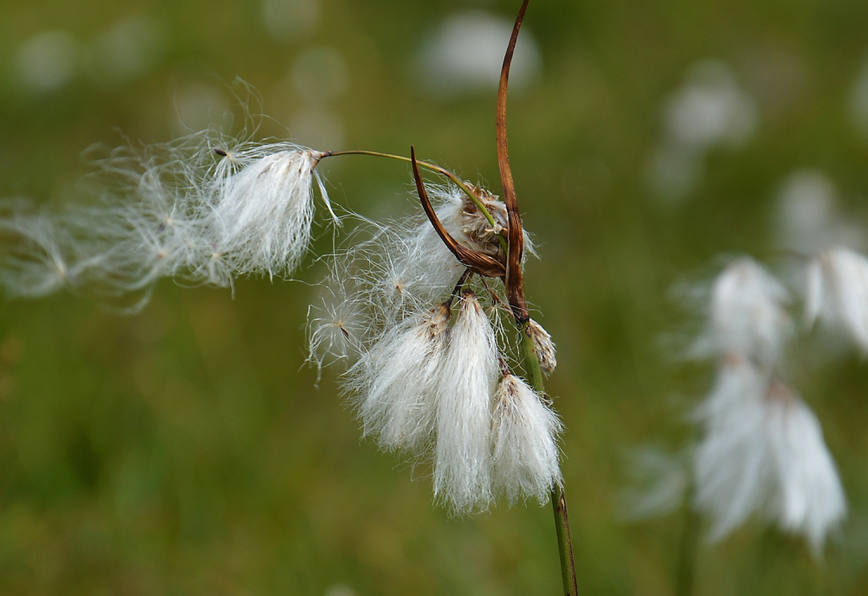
<box><xmin>1</xmin><ymin>0</ymin><xmax>868</xmax><ymax>594</ymax></box>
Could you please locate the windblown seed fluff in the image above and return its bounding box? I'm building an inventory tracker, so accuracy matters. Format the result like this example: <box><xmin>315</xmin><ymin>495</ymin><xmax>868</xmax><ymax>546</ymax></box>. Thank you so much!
<box><xmin>1</xmin><ymin>130</ymin><xmax>333</xmax><ymax>303</ymax></box>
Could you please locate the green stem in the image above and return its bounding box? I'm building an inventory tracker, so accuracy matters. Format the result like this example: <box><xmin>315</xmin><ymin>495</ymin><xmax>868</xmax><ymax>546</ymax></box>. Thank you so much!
<box><xmin>519</xmin><ymin>323</ymin><xmax>578</xmax><ymax>595</ymax></box>
<box><xmin>321</xmin><ymin>149</ymin><xmax>508</xmax><ymax>255</ymax></box>
<box><xmin>675</xmin><ymin>492</ymin><xmax>699</xmax><ymax>596</ymax></box>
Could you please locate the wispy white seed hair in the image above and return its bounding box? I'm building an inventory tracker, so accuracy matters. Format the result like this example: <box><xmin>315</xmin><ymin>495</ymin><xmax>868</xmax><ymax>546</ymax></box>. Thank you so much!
<box><xmin>693</xmin><ymin>359</ymin><xmax>845</xmax><ymax>553</ymax></box>
<box><xmin>307</xmin><ymin>281</ymin><xmax>369</xmax><ymax>372</ymax></box>
<box><xmin>527</xmin><ymin>318</ymin><xmax>557</xmax><ymax>375</ymax></box>
<box><xmin>434</xmin><ymin>292</ymin><xmax>500</xmax><ymax>513</ymax></box>
<box><xmin>805</xmin><ymin>246</ymin><xmax>868</xmax><ymax>352</ymax></box>
<box><xmin>346</xmin><ymin>303</ymin><xmax>451</xmax><ymax>454</ymax></box>
<box><xmin>693</xmin><ymin>258</ymin><xmax>792</xmax><ymax>366</ymax></box>
<box><xmin>490</xmin><ymin>374</ymin><xmax>562</xmax><ymax>504</ymax></box>
<box><xmin>0</xmin><ymin>213</ymin><xmax>85</xmax><ymax>297</ymax></box>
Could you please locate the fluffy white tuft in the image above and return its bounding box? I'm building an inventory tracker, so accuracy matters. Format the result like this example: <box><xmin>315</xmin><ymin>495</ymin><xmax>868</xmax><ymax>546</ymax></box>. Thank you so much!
<box><xmin>208</xmin><ymin>147</ymin><xmax>326</xmax><ymax>278</ymax></box>
<box><xmin>693</xmin><ymin>359</ymin><xmax>846</xmax><ymax>553</ymax></box>
<box><xmin>345</xmin><ymin>303</ymin><xmax>450</xmax><ymax>454</ymax></box>
<box><xmin>527</xmin><ymin>318</ymin><xmax>557</xmax><ymax>375</ymax></box>
<box><xmin>434</xmin><ymin>292</ymin><xmax>500</xmax><ymax>513</ymax></box>
<box><xmin>490</xmin><ymin>374</ymin><xmax>562</xmax><ymax>504</ymax></box>
<box><xmin>765</xmin><ymin>383</ymin><xmax>847</xmax><ymax>555</ymax></box>
<box><xmin>805</xmin><ymin>246</ymin><xmax>868</xmax><ymax>352</ymax></box>
<box><xmin>693</xmin><ymin>257</ymin><xmax>792</xmax><ymax>366</ymax></box>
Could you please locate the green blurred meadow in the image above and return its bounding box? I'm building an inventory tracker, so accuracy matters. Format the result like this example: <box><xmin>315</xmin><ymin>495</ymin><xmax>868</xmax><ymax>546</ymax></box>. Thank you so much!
<box><xmin>1</xmin><ymin>0</ymin><xmax>868</xmax><ymax>594</ymax></box>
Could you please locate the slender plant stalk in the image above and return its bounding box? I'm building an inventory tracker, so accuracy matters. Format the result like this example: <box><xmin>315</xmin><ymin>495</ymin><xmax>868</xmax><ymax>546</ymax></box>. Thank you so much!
<box><xmin>675</xmin><ymin>491</ymin><xmax>699</xmax><ymax>596</ymax></box>
<box><xmin>520</xmin><ymin>324</ymin><xmax>578</xmax><ymax>595</ymax></box>
<box><xmin>493</xmin><ymin>0</ymin><xmax>577</xmax><ymax>590</ymax></box>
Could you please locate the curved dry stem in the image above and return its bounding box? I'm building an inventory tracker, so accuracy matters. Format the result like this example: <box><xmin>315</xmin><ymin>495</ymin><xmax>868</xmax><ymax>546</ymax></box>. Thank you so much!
<box><xmin>497</xmin><ymin>0</ymin><xmax>530</xmax><ymax>324</ymax></box>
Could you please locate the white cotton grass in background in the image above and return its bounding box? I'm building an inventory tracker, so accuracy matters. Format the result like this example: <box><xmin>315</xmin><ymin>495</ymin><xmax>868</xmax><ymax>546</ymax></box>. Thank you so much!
<box><xmin>773</xmin><ymin>170</ymin><xmax>866</xmax><ymax>255</ymax></box>
<box><xmin>764</xmin><ymin>382</ymin><xmax>847</xmax><ymax>555</ymax></box>
<box><xmin>434</xmin><ymin>292</ymin><xmax>500</xmax><ymax>513</ymax></box>
<box><xmin>415</xmin><ymin>11</ymin><xmax>542</xmax><ymax>99</ymax></box>
<box><xmin>14</xmin><ymin>30</ymin><xmax>82</xmax><ymax>93</ymax></box>
<box><xmin>645</xmin><ymin>60</ymin><xmax>758</xmax><ymax>204</ymax></box>
<box><xmin>663</xmin><ymin>60</ymin><xmax>758</xmax><ymax>152</ymax></box>
<box><xmin>691</xmin><ymin>257</ymin><xmax>793</xmax><ymax>366</ymax></box>
<box><xmin>491</xmin><ymin>374</ymin><xmax>563</xmax><ymax>505</ymax></box>
<box><xmin>805</xmin><ymin>246</ymin><xmax>868</xmax><ymax>353</ymax></box>
<box><xmin>693</xmin><ymin>359</ymin><xmax>846</xmax><ymax>554</ymax></box>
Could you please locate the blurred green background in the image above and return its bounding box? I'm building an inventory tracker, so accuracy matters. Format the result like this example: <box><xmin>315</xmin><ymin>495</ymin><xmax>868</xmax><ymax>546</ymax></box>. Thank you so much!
<box><xmin>2</xmin><ymin>0</ymin><xmax>868</xmax><ymax>594</ymax></box>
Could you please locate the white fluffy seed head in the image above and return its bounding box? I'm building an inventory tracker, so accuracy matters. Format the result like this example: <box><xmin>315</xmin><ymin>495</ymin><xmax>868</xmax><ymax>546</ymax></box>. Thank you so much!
<box><xmin>434</xmin><ymin>292</ymin><xmax>500</xmax><ymax>514</ymax></box>
<box><xmin>805</xmin><ymin>246</ymin><xmax>868</xmax><ymax>353</ymax></box>
<box><xmin>345</xmin><ymin>303</ymin><xmax>451</xmax><ymax>455</ymax></box>
<box><xmin>693</xmin><ymin>359</ymin><xmax>775</xmax><ymax>540</ymax></box>
<box><xmin>491</xmin><ymin>374</ymin><xmax>563</xmax><ymax>504</ymax></box>
<box><xmin>764</xmin><ymin>382</ymin><xmax>847</xmax><ymax>555</ymax></box>
<box><xmin>693</xmin><ymin>359</ymin><xmax>846</xmax><ymax>554</ymax></box>
<box><xmin>209</xmin><ymin>148</ymin><xmax>325</xmax><ymax>278</ymax></box>
<box><xmin>693</xmin><ymin>257</ymin><xmax>792</xmax><ymax>366</ymax></box>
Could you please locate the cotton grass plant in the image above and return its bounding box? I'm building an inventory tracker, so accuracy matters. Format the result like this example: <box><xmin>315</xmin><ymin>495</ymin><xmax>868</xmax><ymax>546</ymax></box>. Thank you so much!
<box><xmin>623</xmin><ymin>250</ymin><xmax>860</xmax><ymax>594</ymax></box>
<box><xmin>0</xmin><ymin>1</ymin><xmax>579</xmax><ymax>593</ymax></box>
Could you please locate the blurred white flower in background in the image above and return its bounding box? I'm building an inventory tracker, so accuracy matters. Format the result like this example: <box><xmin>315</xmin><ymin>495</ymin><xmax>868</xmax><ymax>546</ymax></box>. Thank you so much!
<box><xmin>87</xmin><ymin>14</ymin><xmax>166</xmax><ymax>87</ymax></box>
<box><xmin>646</xmin><ymin>60</ymin><xmax>758</xmax><ymax>204</ymax></box>
<box><xmin>261</xmin><ymin>0</ymin><xmax>320</xmax><ymax>41</ymax></box>
<box><xmin>664</xmin><ymin>61</ymin><xmax>758</xmax><ymax>151</ymax></box>
<box><xmin>805</xmin><ymin>247</ymin><xmax>868</xmax><ymax>353</ymax></box>
<box><xmin>292</xmin><ymin>46</ymin><xmax>349</xmax><ymax>103</ymax></box>
<box><xmin>416</xmin><ymin>11</ymin><xmax>542</xmax><ymax>98</ymax></box>
<box><xmin>693</xmin><ymin>360</ymin><xmax>846</xmax><ymax>555</ymax></box>
<box><xmin>171</xmin><ymin>82</ymin><xmax>231</xmax><ymax>135</ymax></box>
<box><xmin>773</xmin><ymin>170</ymin><xmax>866</xmax><ymax>255</ymax></box>
<box><xmin>14</xmin><ymin>30</ymin><xmax>82</xmax><ymax>93</ymax></box>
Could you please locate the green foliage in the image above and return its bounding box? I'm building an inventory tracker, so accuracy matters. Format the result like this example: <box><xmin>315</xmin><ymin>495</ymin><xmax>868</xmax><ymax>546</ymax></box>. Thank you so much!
<box><xmin>1</xmin><ymin>0</ymin><xmax>868</xmax><ymax>593</ymax></box>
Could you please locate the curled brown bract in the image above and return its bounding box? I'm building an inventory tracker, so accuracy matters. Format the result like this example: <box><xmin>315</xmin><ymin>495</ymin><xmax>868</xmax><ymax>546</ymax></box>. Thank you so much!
<box><xmin>410</xmin><ymin>146</ymin><xmax>507</xmax><ymax>280</ymax></box>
